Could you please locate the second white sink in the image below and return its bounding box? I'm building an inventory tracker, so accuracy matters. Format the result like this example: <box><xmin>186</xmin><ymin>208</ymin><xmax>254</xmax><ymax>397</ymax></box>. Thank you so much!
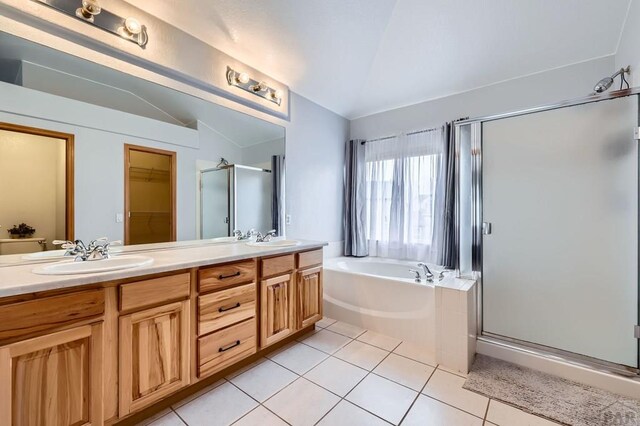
<box><xmin>33</xmin><ymin>255</ymin><xmax>153</xmax><ymax>275</ymax></box>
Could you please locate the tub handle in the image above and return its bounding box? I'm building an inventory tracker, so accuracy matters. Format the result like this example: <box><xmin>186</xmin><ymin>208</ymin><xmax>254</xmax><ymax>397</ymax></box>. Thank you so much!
<box><xmin>409</xmin><ymin>269</ymin><xmax>422</xmax><ymax>283</ymax></box>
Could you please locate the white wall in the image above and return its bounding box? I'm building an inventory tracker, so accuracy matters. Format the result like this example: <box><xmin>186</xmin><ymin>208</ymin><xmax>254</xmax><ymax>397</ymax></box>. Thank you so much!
<box><xmin>350</xmin><ymin>56</ymin><xmax>616</xmax><ymax>140</ymax></box>
<box><xmin>286</xmin><ymin>93</ymin><xmax>348</xmax><ymax>244</ymax></box>
<box><xmin>616</xmin><ymin>0</ymin><xmax>640</xmax><ymax>85</ymax></box>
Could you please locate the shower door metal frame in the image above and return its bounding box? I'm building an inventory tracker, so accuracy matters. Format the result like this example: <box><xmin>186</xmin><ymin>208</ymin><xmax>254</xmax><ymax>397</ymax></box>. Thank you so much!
<box><xmin>454</xmin><ymin>87</ymin><xmax>640</xmax><ymax>378</ymax></box>
<box><xmin>199</xmin><ymin>164</ymin><xmax>273</xmax><ymax>239</ymax></box>
<box><xmin>199</xmin><ymin>166</ymin><xmax>232</xmax><ymax>238</ymax></box>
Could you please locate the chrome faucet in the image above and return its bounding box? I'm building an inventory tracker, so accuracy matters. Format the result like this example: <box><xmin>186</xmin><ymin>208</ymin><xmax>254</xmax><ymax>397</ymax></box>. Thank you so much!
<box><xmin>53</xmin><ymin>237</ymin><xmax>121</xmax><ymax>261</ymax></box>
<box><xmin>232</xmin><ymin>229</ymin><xmax>256</xmax><ymax>240</ymax></box>
<box><xmin>255</xmin><ymin>229</ymin><xmax>277</xmax><ymax>243</ymax></box>
<box><xmin>409</xmin><ymin>269</ymin><xmax>422</xmax><ymax>283</ymax></box>
<box><xmin>417</xmin><ymin>262</ymin><xmax>434</xmax><ymax>282</ymax></box>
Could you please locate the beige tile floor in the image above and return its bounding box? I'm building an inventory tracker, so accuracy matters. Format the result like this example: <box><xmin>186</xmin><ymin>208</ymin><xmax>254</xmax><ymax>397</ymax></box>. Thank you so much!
<box><xmin>140</xmin><ymin>318</ymin><xmax>561</xmax><ymax>426</ymax></box>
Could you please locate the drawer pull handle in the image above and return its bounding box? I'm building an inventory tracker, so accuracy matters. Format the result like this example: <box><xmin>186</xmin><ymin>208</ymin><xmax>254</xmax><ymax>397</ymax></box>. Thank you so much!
<box><xmin>219</xmin><ymin>340</ymin><xmax>241</xmax><ymax>352</ymax></box>
<box><xmin>218</xmin><ymin>302</ymin><xmax>241</xmax><ymax>313</ymax></box>
<box><xmin>218</xmin><ymin>271</ymin><xmax>241</xmax><ymax>280</ymax></box>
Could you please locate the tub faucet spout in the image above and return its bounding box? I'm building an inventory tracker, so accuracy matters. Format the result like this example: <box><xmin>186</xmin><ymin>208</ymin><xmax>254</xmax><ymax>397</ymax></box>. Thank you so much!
<box><xmin>417</xmin><ymin>263</ymin><xmax>434</xmax><ymax>282</ymax></box>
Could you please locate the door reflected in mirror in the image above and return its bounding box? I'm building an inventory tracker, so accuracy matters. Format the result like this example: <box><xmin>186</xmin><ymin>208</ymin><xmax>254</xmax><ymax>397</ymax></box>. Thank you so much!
<box><xmin>0</xmin><ymin>123</ymin><xmax>74</xmax><ymax>256</ymax></box>
<box><xmin>125</xmin><ymin>145</ymin><xmax>177</xmax><ymax>245</ymax></box>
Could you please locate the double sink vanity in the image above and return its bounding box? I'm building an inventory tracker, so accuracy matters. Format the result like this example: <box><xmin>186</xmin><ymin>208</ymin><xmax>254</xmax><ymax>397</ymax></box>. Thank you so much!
<box><xmin>0</xmin><ymin>240</ymin><xmax>325</xmax><ymax>425</ymax></box>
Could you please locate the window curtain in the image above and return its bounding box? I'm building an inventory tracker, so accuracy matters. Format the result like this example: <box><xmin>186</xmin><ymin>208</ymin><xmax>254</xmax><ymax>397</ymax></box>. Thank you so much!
<box><xmin>438</xmin><ymin>123</ymin><xmax>457</xmax><ymax>268</ymax></box>
<box><xmin>271</xmin><ymin>155</ymin><xmax>285</xmax><ymax>236</ymax></box>
<box><xmin>344</xmin><ymin>139</ymin><xmax>368</xmax><ymax>256</ymax></box>
<box><xmin>365</xmin><ymin>127</ymin><xmax>446</xmax><ymax>262</ymax></box>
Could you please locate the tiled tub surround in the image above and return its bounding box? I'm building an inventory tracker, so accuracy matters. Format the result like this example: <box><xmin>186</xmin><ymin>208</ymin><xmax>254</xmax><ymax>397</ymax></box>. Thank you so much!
<box><xmin>141</xmin><ymin>319</ymin><xmax>560</xmax><ymax>426</ymax></box>
<box><xmin>324</xmin><ymin>257</ymin><xmax>477</xmax><ymax>375</ymax></box>
<box><xmin>436</xmin><ymin>278</ymin><xmax>478</xmax><ymax>375</ymax></box>
<box><xmin>0</xmin><ymin>242</ymin><xmax>326</xmax><ymax>426</ymax></box>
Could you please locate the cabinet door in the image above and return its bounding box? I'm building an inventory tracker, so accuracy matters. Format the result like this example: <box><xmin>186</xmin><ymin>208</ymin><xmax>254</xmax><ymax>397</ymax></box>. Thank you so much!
<box><xmin>119</xmin><ymin>301</ymin><xmax>190</xmax><ymax>416</ymax></box>
<box><xmin>0</xmin><ymin>323</ymin><xmax>103</xmax><ymax>426</ymax></box>
<box><xmin>260</xmin><ymin>274</ymin><xmax>294</xmax><ymax>347</ymax></box>
<box><xmin>296</xmin><ymin>267</ymin><xmax>323</xmax><ymax>329</ymax></box>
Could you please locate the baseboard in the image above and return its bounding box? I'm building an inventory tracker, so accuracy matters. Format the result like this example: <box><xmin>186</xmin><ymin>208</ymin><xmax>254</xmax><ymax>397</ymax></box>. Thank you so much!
<box><xmin>477</xmin><ymin>339</ymin><xmax>640</xmax><ymax>399</ymax></box>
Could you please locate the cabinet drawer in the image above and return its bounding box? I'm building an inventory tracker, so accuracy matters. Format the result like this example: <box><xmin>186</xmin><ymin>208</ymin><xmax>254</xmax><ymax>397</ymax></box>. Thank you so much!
<box><xmin>0</xmin><ymin>290</ymin><xmax>104</xmax><ymax>341</ymax></box>
<box><xmin>198</xmin><ymin>283</ymin><xmax>256</xmax><ymax>336</ymax></box>
<box><xmin>199</xmin><ymin>260</ymin><xmax>256</xmax><ymax>293</ymax></box>
<box><xmin>120</xmin><ymin>273</ymin><xmax>190</xmax><ymax>312</ymax></box>
<box><xmin>297</xmin><ymin>249</ymin><xmax>323</xmax><ymax>269</ymax></box>
<box><xmin>261</xmin><ymin>254</ymin><xmax>295</xmax><ymax>278</ymax></box>
<box><xmin>198</xmin><ymin>318</ymin><xmax>256</xmax><ymax>378</ymax></box>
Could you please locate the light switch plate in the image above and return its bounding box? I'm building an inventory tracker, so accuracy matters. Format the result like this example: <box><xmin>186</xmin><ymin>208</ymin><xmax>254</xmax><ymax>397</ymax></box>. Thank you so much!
<box><xmin>285</xmin><ymin>214</ymin><xmax>292</xmax><ymax>225</ymax></box>
<box><xmin>116</xmin><ymin>213</ymin><xmax>124</xmax><ymax>223</ymax></box>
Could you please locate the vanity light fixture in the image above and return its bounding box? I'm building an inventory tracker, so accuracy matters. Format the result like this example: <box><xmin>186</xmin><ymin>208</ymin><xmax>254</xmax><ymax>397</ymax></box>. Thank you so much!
<box><xmin>226</xmin><ymin>67</ymin><xmax>283</xmax><ymax>106</ymax></box>
<box><xmin>34</xmin><ymin>0</ymin><xmax>149</xmax><ymax>47</ymax></box>
<box><xmin>75</xmin><ymin>0</ymin><xmax>100</xmax><ymax>23</ymax></box>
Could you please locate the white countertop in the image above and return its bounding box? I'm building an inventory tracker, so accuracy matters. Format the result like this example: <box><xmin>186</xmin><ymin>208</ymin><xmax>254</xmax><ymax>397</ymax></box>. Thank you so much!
<box><xmin>0</xmin><ymin>240</ymin><xmax>326</xmax><ymax>298</ymax></box>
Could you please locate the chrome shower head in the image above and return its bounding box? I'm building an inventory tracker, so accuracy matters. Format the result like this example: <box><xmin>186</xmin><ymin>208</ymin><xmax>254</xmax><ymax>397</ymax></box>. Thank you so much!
<box><xmin>593</xmin><ymin>77</ymin><xmax>614</xmax><ymax>93</ymax></box>
<box><xmin>593</xmin><ymin>66</ymin><xmax>631</xmax><ymax>94</ymax></box>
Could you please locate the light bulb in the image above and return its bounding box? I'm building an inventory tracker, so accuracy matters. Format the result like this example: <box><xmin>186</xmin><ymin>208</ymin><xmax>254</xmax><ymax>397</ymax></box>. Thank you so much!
<box><xmin>236</xmin><ymin>72</ymin><xmax>250</xmax><ymax>84</ymax></box>
<box><xmin>273</xmin><ymin>89</ymin><xmax>284</xmax><ymax>100</ymax></box>
<box><xmin>257</xmin><ymin>81</ymin><xmax>268</xmax><ymax>92</ymax></box>
<box><xmin>124</xmin><ymin>17</ymin><xmax>142</xmax><ymax>35</ymax></box>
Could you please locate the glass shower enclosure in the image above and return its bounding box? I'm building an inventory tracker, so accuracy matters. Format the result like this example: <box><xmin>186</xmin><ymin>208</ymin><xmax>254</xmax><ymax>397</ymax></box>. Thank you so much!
<box><xmin>456</xmin><ymin>91</ymin><xmax>640</xmax><ymax>375</ymax></box>
<box><xmin>200</xmin><ymin>164</ymin><xmax>273</xmax><ymax>239</ymax></box>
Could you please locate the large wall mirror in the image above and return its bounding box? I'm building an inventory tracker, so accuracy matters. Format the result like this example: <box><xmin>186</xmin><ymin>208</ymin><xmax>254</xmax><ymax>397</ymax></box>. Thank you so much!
<box><xmin>0</xmin><ymin>31</ymin><xmax>285</xmax><ymax>264</ymax></box>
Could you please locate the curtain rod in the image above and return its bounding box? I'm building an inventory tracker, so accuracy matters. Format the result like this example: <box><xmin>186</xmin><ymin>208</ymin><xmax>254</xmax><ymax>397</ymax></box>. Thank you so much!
<box><xmin>361</xmin><ymin>126</ymin><xmax>441</xmax><ymax>145</ymax></box>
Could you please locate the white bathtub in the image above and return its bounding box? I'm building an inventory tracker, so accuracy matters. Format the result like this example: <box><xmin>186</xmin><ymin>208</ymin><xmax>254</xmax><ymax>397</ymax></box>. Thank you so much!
<box><xmin>323</xmin><ymin>257</ymin><xmax>449</xmax><ymax>355</ymax></box>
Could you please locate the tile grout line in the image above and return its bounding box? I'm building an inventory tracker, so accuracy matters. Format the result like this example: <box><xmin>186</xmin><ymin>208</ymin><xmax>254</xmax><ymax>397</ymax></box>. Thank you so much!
<box><xmin>397</xmin><ymin>363</ymin><xmax>437</xmax><ymax>425</ymax></box>
<box><xmin>170</xmin><ymin>406</ymin><xmax>189</xmax><ymax>425</ymax></box>
<box><xmin>483</xmin><ymin>398</ymin><xmax>491</xmax><ymax>422</ymax></box>
<box><xmin>225</xmin><ymin>379</ymin><xmax>294</xmax><ymax>426</ymax></box>
<box><xmin>312</xmin><ymin>337</ymin><xmax>400</xmax><ymax>426</ymax></box>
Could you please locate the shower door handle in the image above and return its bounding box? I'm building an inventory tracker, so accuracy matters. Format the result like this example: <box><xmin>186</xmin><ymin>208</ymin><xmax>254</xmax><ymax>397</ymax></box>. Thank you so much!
<box><xmin>482</xmin><ymin>222</ymin><xmax>492</xmax><ymax>235</ymax></box>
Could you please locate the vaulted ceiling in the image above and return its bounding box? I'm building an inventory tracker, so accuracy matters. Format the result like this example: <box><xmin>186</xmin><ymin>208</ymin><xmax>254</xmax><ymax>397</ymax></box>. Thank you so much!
<box><xmin>128</xmin><ymin>0</ymin><xmax>632</xmax><ymax>119</ymax></box>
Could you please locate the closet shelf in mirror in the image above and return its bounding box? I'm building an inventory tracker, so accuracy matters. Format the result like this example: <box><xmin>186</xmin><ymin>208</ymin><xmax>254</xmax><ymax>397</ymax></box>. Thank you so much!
<box><xmin>128</xmin><ymin>166</ymin><xmax>171</xmax><ymax>182</ymax></box>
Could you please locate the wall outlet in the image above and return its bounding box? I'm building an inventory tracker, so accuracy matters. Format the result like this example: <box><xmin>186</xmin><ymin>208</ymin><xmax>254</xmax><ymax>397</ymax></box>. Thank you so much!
<box><xmin>285</xmin><ymin>214</ymin><xmax>292</xmax><ymax>225</ymax></box>
<box><xmin>116</xmin><ymin>213</ymin><xmax>124</xmax><ymax>223</ymax></box>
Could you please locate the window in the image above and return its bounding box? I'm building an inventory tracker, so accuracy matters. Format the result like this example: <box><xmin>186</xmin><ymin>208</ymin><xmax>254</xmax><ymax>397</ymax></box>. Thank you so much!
<box><xmin>364</xmin><ymin>129</ymin><xmax>445</xmax><ymax>261</ymax></box>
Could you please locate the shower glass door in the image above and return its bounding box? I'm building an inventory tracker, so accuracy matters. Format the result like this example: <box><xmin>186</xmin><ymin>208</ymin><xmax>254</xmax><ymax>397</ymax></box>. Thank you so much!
<box><xmin>201</xmin><ymin>168</ymin><xmax>230</xmax><ymax>239</ymax></box>
<box><xmin>482</xmin><ymin>95</ymin><xmax>639</xmax><ymax>369</ymax></box>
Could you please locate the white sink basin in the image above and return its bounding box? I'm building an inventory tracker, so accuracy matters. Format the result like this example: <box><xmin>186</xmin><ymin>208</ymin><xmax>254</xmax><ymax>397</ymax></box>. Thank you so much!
<box><xmin>23</xmin><ymin>247</ymin><xmax>123</xmax><ymax>261</ymax></box>
<box><xmin>33</xmin><ymin>255</ymin><xmax>153</xmax><ymax>275</ymax></box>
<box><xmin>246</xmin><ymin>240</ymin><xmax>300</xmax><ymax>248</ymax></box>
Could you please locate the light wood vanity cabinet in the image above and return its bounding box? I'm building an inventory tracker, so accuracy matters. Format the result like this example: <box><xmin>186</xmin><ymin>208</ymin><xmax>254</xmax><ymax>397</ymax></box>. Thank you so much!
<box><xmin>196</xmin><ymin>260</ymin><xmax>258</xmax><ymax>379</ymax></box>
<box><xmin>118</xmin><ymin>300</ymin><xmax>190</xmax><ymax>417</ymax></box>
<box><xmin>0</xmin><ymin>322</ymin><xmax>104</xmax><ymax>426</ymax></box>
<box><xmin>0</xmin><ymin>246</ymin><xmax>323</xmax><ymax>425</ymax></box>
<box><xmin>296</xmin><ymin>266</ymin><xmax>323</xmax><ymax>329</ymax></box>
<box><xmin>259</xmin><ymin>250</ymin><xmax>324</xmax><ymax>348</ymax></box>
<box><xmin>260</xmin><ymin>273</ymin><xmax>295</xmax><ymax>346</ymax></box>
